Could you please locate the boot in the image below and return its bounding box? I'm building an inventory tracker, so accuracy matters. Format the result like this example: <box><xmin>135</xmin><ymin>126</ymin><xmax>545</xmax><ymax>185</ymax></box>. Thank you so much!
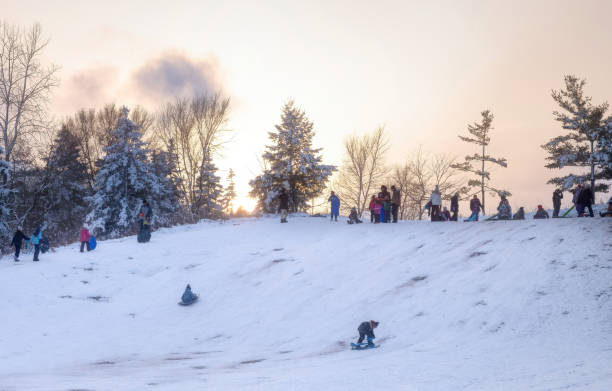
<box><xmin>14</xmin><ymin>256</ymin><xmax>19</xmax><ymax>262</ymax></box>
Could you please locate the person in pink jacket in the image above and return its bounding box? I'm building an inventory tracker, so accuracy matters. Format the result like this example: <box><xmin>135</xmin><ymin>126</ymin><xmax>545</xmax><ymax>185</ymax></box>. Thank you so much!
<box><xmin>80</xmin><ymin>226</ymin><xmax>91</xmax><ymax>253</ymax></box>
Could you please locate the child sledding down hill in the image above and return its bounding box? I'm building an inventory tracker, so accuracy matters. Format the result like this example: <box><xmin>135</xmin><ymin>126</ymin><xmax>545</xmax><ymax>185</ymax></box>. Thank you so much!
<box><xmin>357</xmin><ymin>320</ymin><xmax>380</xmax><ymax>347</ymax></box>
<box><xmin>347</xmin><ymin>208</ymin><xmax>362</xmax><ymax>224</ymax></box>
<box><xmin>180</xmin><ymin>284</ymin><xmax>198</xmax><ymax>305</ymax></box>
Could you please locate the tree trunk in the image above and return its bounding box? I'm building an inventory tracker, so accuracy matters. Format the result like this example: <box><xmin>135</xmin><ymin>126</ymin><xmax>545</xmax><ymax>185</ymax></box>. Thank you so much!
<box><xmin>590</xmin><ymin>140</ymin><xmax>595</xmax><ymax>201</ymax></box>
<box><xmin>481</xmin><ymin>143</ymin><xmax>485</xmax><ymax>214</ymax></box>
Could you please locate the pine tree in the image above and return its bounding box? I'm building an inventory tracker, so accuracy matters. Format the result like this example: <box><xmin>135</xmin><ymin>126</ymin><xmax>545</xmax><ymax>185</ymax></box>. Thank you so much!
<box><xmin>196</xmin><ymin>153</ymin><xmax>223</xmax><ymax>219</ymax></box>
<box><xmin>86</xmin><ymin>107</ymin><xmax>170</xmax><ymax>238</ymax></box>
<box><xmin>0</xmin><ymin>146</ymin><xmax>11</xmax><ymax>243</ymax></box>
<box><xmin>249</xmin><ymin>101</ymin><xmax>335</xmax><ymax>213</ymax></box>
<box><xmin>42</xmin><ymin>126</ymin><xmax>89</xmax><ymax>245</ymax></box>
<box><xmin>451</xmin><ymin>110</ymin><xmax>509</xmax><ymax>213</ymax></box>
<box><xmin>222</xmin><ymin>168</ymin><xmax>237</xmax><ymax>216</ymax></box>
<box><xmin>150</xmin><ymin>149</ymin><xmax>179</xmax><ymax>226</ymax></box>
<box><xmin>542</xmin><ymin>75</ymin><xmax>611</xmax><ymax>194</ymax></box>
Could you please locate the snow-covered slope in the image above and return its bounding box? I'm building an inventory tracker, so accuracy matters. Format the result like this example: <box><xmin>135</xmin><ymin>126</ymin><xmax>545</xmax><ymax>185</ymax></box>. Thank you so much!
<box><xmin>1</xmin><ymin>216</ymin><xmax>611</xmax><ymax>390</ymax></box>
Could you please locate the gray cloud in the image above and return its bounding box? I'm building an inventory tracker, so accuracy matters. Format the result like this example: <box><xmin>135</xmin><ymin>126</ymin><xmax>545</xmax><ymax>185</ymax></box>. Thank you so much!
<box><xmin>131</xmin><ymin>52</ymin><xmax>223</xmax><ymax>103</ymax></box>
<box><xmin>55</xmin><ymin>66</ymin><xmax>119</xmax><ymax>115</ymax></box>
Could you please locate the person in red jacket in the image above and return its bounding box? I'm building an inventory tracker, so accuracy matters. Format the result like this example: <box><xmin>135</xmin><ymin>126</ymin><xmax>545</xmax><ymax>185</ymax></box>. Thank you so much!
<box><xmin>80</xmin><ymin>226</ymin><xmax>91</xmax><ymax>253</ymax></box>
<box><xmin>368</xmin><ymin>195</ymin><xmax>377</xmax><ymax>223</ymax></box>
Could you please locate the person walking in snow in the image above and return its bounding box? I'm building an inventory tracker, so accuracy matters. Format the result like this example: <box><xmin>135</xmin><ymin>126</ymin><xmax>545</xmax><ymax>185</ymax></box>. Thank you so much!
<box><xmin>552</xmin><ymin>189</ymin><xmax>563</xmax><ymax>218</ymax></box>
<box><xmin>357</xmin><ymin>320</ymin><xmax>380</xmax><ymax>347</ymax></box>
<box><xmin>368</xmin><ymin>195</ymin><xmax>377</xmax><ymax>223</ymax></box>
<box><xmin>429</xmin><ymin>186</ymin><xmax>442</xmax><ymax>222</ymax></box>
<box><xmin>80</xmin><ymin>226</ymin><xmax>91</xmax><ymax>252</ymax></box>
<box><xmin>513</xmin><ymin>207</ymin><xmax>525</xmax><ymax>220</ymax></box>
<box><xmin>533</xmin><ymin>205</ymin><xmax>550</xmax><ymax>219</ymax></box>
<box><xmin>278</xmin><ymin>188</ymin><xmax>289</xmax><ymax>223</ymax></box>
<box><xmin>391</xmin><ymin>185</ymin><xmax>401</xmax><ymax>223</ymax></box>
<box><xmin>577</xmin><ymin>184</ymin><xmax>594</xmax><ymax>217</ymax></box>
<box><xmin>328</xmin><ymin>191</ymin><xmax>340</xmax><ymax>222</ymax></box>
<box><xmin>30</xmin><ymin>224</ymin><xmax>45</xmax><ymax>262</ymax></box>
<box><xmin>11</xmin><ymin>226</ymin><xmax>28</xmax><ymax>262</ymax></box>
<box><xmin>450</xmin><ymin>192</ymin><xmax>459</xmax><ymax>221</ymax></box>
<box><xmin>468</xmin><ymin>194</ymin><xmax>483</xmax><ymax>221</ymax></box>
<box><xmin>496</xmin><ymin>197</ymin><xmax>512</xmax><ymax>220</ymax></box>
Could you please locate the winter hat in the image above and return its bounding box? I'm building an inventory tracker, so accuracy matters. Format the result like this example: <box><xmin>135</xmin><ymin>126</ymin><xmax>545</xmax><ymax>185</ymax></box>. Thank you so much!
<box><xmin>371</xmin><ymin>320</ymin><xmax>380</xmax><ymax>328</ymax></box>
<box><xmin>537</xmin><ymin>205</ymin><xmax>542</xmax><ymax>208</ymax></box>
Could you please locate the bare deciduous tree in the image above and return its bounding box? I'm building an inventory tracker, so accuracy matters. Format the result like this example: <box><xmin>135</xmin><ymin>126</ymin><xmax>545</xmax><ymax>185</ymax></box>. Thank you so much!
<box><xmin>335</xmin><ymin>126</ymin><xmax>388</xmax><ymax>217</ymax></box>
<box><xmin>153</xmin><ymin>93</ymin><xmax>230</xmax><ymax>220</ymax></box>
<box><xmin>0</xmin><ymin>22</ymin><xmax>59</xmax><ymax>168</ymax></box>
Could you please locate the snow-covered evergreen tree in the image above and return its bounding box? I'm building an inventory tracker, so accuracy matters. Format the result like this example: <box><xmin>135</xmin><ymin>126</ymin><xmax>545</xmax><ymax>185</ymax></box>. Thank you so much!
<box><xmin>451</xmin><ymin>110</ymin><xmax>509</xmax><ymax>213</ymax></box>
<box><xmin>42</xmin><ymin>126</ymin><xmax>89</xmax><ymax>244</ymax></box>
<box><xmin>221</xmin><ymin>168</ymin><xmax>237</xmax><ymax>216</ymax></box>
<box><xmin>150</xmin><ymin>149</ymin><xmax>179</xmax><ymax>226</ymax></box>
<box><xmin>196</xmin><ymin>153</ymin><xmax>223</xmax><ymax>219</ymax></box>
<box><xmin>542</xmin><ymin>75</ymin><xmax>611</xmax><ymax>194</ymax></box>
<box><xmin>86</xmin><ymin>107</ymin><xmax>171</xmax><ymax>238</ymax></box>
<box><xmin>0</xmin><ymin>146</ymin><xmax>11</xmax><ymax>243</ymax></box>
<box><xmin>249</xmin><ymin>101</ymin><xmax>335</xmax><ymax>213</ymax></box>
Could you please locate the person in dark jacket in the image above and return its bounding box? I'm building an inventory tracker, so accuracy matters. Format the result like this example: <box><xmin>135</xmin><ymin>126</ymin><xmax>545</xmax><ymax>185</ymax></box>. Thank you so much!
<box><xmin>450</xmin><ymin>193</ymin><xmax>459</xmax><ymax>221</ymax></box>
<box><xmin>347</xmin><ymin>207</ymin><xmax>362</xmax><ymax>224</ymax></box>
<box><xmin>533</xmin><ymin>205</ymin><xmax>550</xmax><ymax>219</ymax></box>
<box><xmin>497</xmin><ymin>198</ymin><xmax>512</xmax><ymax>220</ymax></box>
<box><xmin>357</xmin><ymin>320</ymin><xmax>380</xmax><ymax>346</ymax></box>
<box><xmin>278</xmin><ymin>188</ymin><xmax>289</xmax><ymax>223</ymax></box>
<box><xmin>138</xmin><ymin>200</ymin><xmax>153</xmax><ymax>229</ymax></box>
<box><xmin>441</xmin><ymin>207</ymin><xmax>451</xmax><ymax>221</ymax></box>
<box><xmin>577</xmin><ymin>184</ymin><xmax>594</xmax><ymax>217</ymax></box>
<box><xmin>11</xmin><ymin>227</ymin><xmax>28</xmax><ymax>262</ymax></box>
<box><xmin>513</xmin><ymin>207</ymin><xmax>525</xmax><ymax>220</ymax></box>
<box><xmin>552</xmin><ymin>189</ymin><xmax>563</xmax><ymax>218</ymax></box>
<box><xmin>390</xmin><ymin>185</ymin><xmax>401</xmax><ymax>223</ymax></box>
<box><xmin>469</xmin><ymin>195</ymin><xmax>483</xmax><ymax>221</ymax></box>
<box><xmin>377</xmin><ymin>186</ymin><xmax>391</xmax><ymax>223</ymax></box>
<box><xmin>328</xmin><ymin>191</ymin><xmax>340</xmax><ymax>222</ymax></box>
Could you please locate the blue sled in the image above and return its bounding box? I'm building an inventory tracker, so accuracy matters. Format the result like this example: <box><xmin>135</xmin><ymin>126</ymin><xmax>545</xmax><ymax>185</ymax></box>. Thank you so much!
<box><xmin>178</xmin><ymin>296</ymin><xmax>199</xmax><ymax>306</ymax></box>
<box><xmin>351</xmin><ymin>342</ymin><xmax>378</xmax><ymax>350</ymax></box>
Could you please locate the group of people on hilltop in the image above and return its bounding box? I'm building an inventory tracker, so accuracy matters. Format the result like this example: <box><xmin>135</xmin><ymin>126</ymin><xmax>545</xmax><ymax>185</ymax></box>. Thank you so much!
<box><xmin>8</xmin><ymin>199</ymin><xmax>154</xmax><ymax>263</ymax></box>
<box><xmin>425</xmin><ymin>186</ymin><xmax>464</xmax><ymax>222</ymax></box>
<box><xmin>367</xmin><ymin>185</ymin><xmax>401</xmax><ymax>223</ymax></box>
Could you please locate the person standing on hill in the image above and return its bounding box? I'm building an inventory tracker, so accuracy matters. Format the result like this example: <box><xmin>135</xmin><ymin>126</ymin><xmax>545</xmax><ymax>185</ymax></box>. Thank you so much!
<box><xmin>429</xmin><ymin>186</ymin><xmax>442</xmax><ymax>222</ymax></box>
<box><xmin>552</xmin><ymin>189</ymin><xmax>563</xmax><ymax>218</ymax></box>
<box><xmin>377</xmin><ymin>186</ymin><xmax>391</xmax><ymax>223</ymax></box>
<box><xmin>138</xmin><ymin>200</ymin><xmax>153</xmax><ymax>242</ymax></box>
<box><xmin>572</xmin><ymin>184</ymin><xmax>582</xmax><ymax>215</ymax></box>
<box><xmin>577</xmin><ymin>184</ymin><xmax>594</xmax><ymax>217</ymax></box>
<box><xmin>11</xmin><ymin>227</ymin><xmax>28</xmax><ymax>262</ymax></box>
<box><xmin>513</xmin><ymin>207</ymin><xmax>525</xmax><ymax>220</ymax></box>
<box><xmin>391</xmin><ymin>185</ymin><xmax>401</xmax><ymax>223</ymax></box>
<box><xmin>468</xmin><ymin>194</ymin><xmax>483</xmax><ymax>221</ymax></box>
<box><xmin>80</xmin><ymin>226</ymin><xmax>91</xmax><ymax>252</ymax></box>
<box><xmin>30</xmin><ymin>224</ymin><xmax>45</xmax><ymax>262</ymax></box>
<box><xmin>278</xmin><ymin>188</ymin><xmax>289</xmax><ymax>223</ymax></box>
<box><xmin>368</xmin><ymin>195</ymin><xmax>377</xmax><ymax>223</ymax></box>
<box><xmin>328</xmin><ymin>191</ymin><xmax>340</xmax><ymax>222</ymax></box>
<box><xmin>450</xmin><ymin>193</ymin><xmax>459</xmax><ymax>221</ymax></box>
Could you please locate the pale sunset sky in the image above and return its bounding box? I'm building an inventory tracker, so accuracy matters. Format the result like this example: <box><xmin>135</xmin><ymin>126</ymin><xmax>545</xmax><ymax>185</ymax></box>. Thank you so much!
<box><xmin>4</xmin><ymin>0</ymin><xmax>612</xmax><ymax>212</ymax></box>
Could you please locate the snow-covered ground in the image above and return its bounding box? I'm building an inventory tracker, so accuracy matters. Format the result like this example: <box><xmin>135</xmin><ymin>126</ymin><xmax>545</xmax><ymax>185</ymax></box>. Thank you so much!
<box><xmin>1</xmin><ymin>214</ymin><xmax>611</xmax><ymax>390</ymax></box>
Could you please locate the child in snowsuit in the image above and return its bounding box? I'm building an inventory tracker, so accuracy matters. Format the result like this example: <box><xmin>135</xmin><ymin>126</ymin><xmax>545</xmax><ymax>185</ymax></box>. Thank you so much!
<box><xmin>11</xmin><ymin>227</ymin><xmax>28</xmax><ymax>262</ymax></box>
<box><xmin>369</xmin><ymin>195</ymin><xmax>377</xmax><ymax>223</ymax></box>
<box><xmin>599</xmin><ymin>198</ymin><xmax>612</xmax><ymax>217</ymax></box>
<box><xmin>441</xmin><ymin>207</ymin><xmax>451</xmax><ymax>221</ymax></box>
<box><xmin>513</xmin><ymin>207</ymin><xmax>525</xmax><ymax>220</ymax></box>
<box><xmin>357</xmin><ymin>320</ymin><xmax>379</xmax><ymax>346</ymax></box>
<box><xmin>80</xmin><ymin>226</ymin><xmax>91</xmax><ymax>252</ymax></box>
<box><xmin>328</xmin><ymin>192</ymin><xmax>340</xmax><ymax>222</ymax></box>
<box><xmin>181</xmin><ymin>284</ymin><xmax>198</xmax><ymax>304</ymax></box>
<box><xmin>533</xmin><ymin>205</ymin><xmax>550</xmax><ymax>219</ymax></box>
<box><xmin>347</xmin><ymin>208</ymin><xmax>362</xmax><ymax>224</ymax></box>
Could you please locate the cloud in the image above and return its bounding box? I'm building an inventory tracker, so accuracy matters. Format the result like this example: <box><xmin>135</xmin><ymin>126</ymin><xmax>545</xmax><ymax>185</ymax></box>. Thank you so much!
<box><xmin>54</xmin><ymin>66</ymin><xmax>119</xmax><ymax>115</ymax></box>
<box><xmin>130</xmin><ymin>51</ymin><xmax>223</xmax><ymax>105</ymax></box>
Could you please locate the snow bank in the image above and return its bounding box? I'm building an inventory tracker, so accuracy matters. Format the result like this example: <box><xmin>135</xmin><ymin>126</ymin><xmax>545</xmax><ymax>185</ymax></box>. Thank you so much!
<box><xmin>1</xmin><ymin>215</ymin><xmax>611</xmax><ymax>390</ymax></box>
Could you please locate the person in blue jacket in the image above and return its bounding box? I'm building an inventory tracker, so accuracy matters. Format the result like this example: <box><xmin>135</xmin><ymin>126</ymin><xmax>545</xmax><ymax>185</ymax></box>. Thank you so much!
<box><xmin>30</xmin><ymin>224</ymin><xmax>45</xmax><ymax>262</ymax></box>
<box><xmin>328</xmin><ymin>191</ymin><xmax>340</xmax><ymax>222</ymax></box>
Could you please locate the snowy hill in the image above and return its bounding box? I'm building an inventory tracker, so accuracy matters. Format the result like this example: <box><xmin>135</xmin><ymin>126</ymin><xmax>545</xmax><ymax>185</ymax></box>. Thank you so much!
<box><xmin>1</xmin><ymin>216</ymin><xmax>611</xmax><ymax>390</ymax></box>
